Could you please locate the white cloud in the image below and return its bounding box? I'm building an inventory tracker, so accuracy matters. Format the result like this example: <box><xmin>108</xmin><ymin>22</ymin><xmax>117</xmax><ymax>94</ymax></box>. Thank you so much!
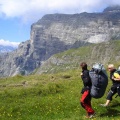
<box><xmin>0</xmin><ymin>39</ymin><xmax>20</xmax><ymax>48</ymax></box>
<box><xmin>0</xmin><ymin>0</ymin><xmax>120</xmax><ymax>22</ymax></box>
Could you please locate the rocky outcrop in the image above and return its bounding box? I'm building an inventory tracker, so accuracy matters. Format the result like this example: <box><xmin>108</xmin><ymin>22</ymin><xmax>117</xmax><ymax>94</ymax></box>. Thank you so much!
<box><xmin>0</xmin><ymin>6</ymin><xmax>120</xmax><ymax>77</ymax></box>
<box><xmin>103</xmin><ymin>5</ymin><xmax>120</xmax><ymax>13</ymax></box>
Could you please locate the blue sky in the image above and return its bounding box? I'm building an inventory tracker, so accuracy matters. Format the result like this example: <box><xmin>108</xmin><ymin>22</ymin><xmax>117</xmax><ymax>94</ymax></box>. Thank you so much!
<box><xmin>0</xmin><ymin>0</ymin><xmax>120</xmax><ymax>47</ymax></box>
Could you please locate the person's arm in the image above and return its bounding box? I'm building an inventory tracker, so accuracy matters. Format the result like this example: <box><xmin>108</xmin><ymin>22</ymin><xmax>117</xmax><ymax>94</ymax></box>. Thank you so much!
<box><xmin>83</xmin><ymin>71</ymin><xmax>91</xmax><ymax>84</ymax></box>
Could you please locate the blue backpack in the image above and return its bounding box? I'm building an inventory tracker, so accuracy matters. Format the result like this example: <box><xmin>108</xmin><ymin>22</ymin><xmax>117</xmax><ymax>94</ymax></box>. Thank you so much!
<box><xmin>89</xmin><ymin>63</ymin><xmax>108</xmax><ymax>98</ymax></box>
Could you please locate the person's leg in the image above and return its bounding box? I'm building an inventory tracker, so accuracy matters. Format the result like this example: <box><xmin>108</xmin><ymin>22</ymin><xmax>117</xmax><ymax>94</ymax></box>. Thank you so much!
<box><xmin>80</xmin><ymin>90</ymin><xmax>95</xmax><ymax>116</ymax></box>
<box><xmin>87</xmin><ymin>98</ymin><xmax>95</xmax><ymax>114</ymax></box>
<box><xmin>104</xmin><ymin>100</ymin><xmax>110</xmax><ymax>106</ymax></box>
<box><xmin>101</xmin><ymin>89</ymin><xmax>117</xmax><ymax>106</ymax></box>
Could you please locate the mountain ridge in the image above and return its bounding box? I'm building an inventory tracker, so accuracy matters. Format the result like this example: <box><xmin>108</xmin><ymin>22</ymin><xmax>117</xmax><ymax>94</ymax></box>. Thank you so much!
<box><xmin>0</xmin><ymin>45</ymin><xmax>17</xmax><ymax>53</ymax></box>
<box><xmin>0</xmin><ymin>6</ymin><xmax>120</xmax><ymax>77</ymax></box>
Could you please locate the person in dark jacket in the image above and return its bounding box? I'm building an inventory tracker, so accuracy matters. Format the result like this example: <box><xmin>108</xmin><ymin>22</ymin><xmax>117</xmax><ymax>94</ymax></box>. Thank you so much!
<box><xmin>100</xmin><ymin>64</ymin><xmax>120</xmax><ymax>107</ymax></box>
<box><xmin>80</xmin><ymin>62</ymin><xmax>95</xmax><ymax>118</ymax></box>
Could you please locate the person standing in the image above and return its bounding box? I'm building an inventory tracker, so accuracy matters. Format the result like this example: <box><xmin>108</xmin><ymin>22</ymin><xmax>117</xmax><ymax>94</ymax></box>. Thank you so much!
<box><xmin>100</xmin><ymin>64</ymin><xmax>120</xmax><ymax>107</ymax></box>
<box><xmin>80</xmin><ymin>62</ymin><xmax>95</xmax><ymax>118</ymax></box>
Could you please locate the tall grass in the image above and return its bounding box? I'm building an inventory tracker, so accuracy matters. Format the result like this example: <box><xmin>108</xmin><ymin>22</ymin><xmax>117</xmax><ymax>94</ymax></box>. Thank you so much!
<box><xmin>0</xmin><ymin>69</ymin><xmax>120</xmax><ymax>120</ymax></box>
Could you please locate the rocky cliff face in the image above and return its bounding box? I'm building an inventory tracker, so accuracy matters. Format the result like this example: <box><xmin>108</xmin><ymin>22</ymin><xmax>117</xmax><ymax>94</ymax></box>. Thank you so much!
<box><xmin>0</xmin><ymin>6</ymin><xmax>120</xmax><ymax>77</ymax></box>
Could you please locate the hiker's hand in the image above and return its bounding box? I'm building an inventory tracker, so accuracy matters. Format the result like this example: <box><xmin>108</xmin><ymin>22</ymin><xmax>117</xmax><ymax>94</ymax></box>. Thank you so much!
<box><xmin>112</xmin><ymin>76</ymin><xmax>118</xmax><ymax>81</ymax></box>
<box><xmin>112</xmin><ymin>76</ymin><xmax>116</xmax><ymax>81</ymax></box>
<box><xmin>112</xmin><ymin>76</ymin><xmax>114</xmax><ymax>80</ymax></box>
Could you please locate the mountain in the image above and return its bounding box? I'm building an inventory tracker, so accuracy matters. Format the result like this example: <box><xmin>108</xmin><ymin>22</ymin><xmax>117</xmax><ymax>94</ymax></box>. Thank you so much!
<box><xmin>0</xmin><ymin>45</ymin><xmax>16</xmax><ymax>53</ymax></box>
<box><xmin>0</xmin><ymin>6</ymin><xmax>120</xmax><ymax>77</ymax></box>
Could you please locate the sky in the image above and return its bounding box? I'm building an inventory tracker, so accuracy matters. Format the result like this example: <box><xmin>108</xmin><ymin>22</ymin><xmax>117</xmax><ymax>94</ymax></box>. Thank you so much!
<box><xmin>0</xmin><ymin>0</ymin><xmax>120</xmax><ymax>47</ymax></box>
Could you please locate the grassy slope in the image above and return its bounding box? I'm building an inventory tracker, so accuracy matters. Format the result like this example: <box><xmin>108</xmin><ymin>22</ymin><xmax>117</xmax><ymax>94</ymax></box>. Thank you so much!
<box><xmin>0</xmin><ymin>69</ymin><xmax>120</xmax><ymax>120</ymax></box>
<box><xmin>37</xmin><ymin>40</ymin><xmax>120</xmax><ymax>74</ymax></box>
<box><xmin>1</xmin><ymin>40</ymin><xmax>120</xmax><ymax>120</ymax></box>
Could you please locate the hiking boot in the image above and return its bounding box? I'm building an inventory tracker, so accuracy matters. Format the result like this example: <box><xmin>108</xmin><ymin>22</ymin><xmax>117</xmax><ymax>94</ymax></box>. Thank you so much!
<box><xmin>89</xmin><ymin>112</ymin><xmax>96</xmax><ymax>118</ymax></box>
<box><xmin>100</xmin><ymin>104</ymin><xmax>108</xmax><ymax>107</ymax></box>
<box><xmin>85</xmin><ymin>112</ymin><xmax>96</xmax><ymax>119</ymax></box>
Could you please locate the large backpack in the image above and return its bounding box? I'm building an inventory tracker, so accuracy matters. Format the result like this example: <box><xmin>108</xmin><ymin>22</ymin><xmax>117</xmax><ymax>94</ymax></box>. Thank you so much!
<box><xmin>89</xmin><ymin>63</ymin><xmax>108</xmax><ymax>99</ymax></box>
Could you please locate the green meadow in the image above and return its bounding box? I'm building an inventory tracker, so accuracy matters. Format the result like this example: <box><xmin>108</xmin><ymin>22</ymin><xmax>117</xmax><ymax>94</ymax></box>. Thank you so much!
<box><xmin>0</xmin><ymin>69</ymin><xmax>120</xmax><ymax>120</ymax></box>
